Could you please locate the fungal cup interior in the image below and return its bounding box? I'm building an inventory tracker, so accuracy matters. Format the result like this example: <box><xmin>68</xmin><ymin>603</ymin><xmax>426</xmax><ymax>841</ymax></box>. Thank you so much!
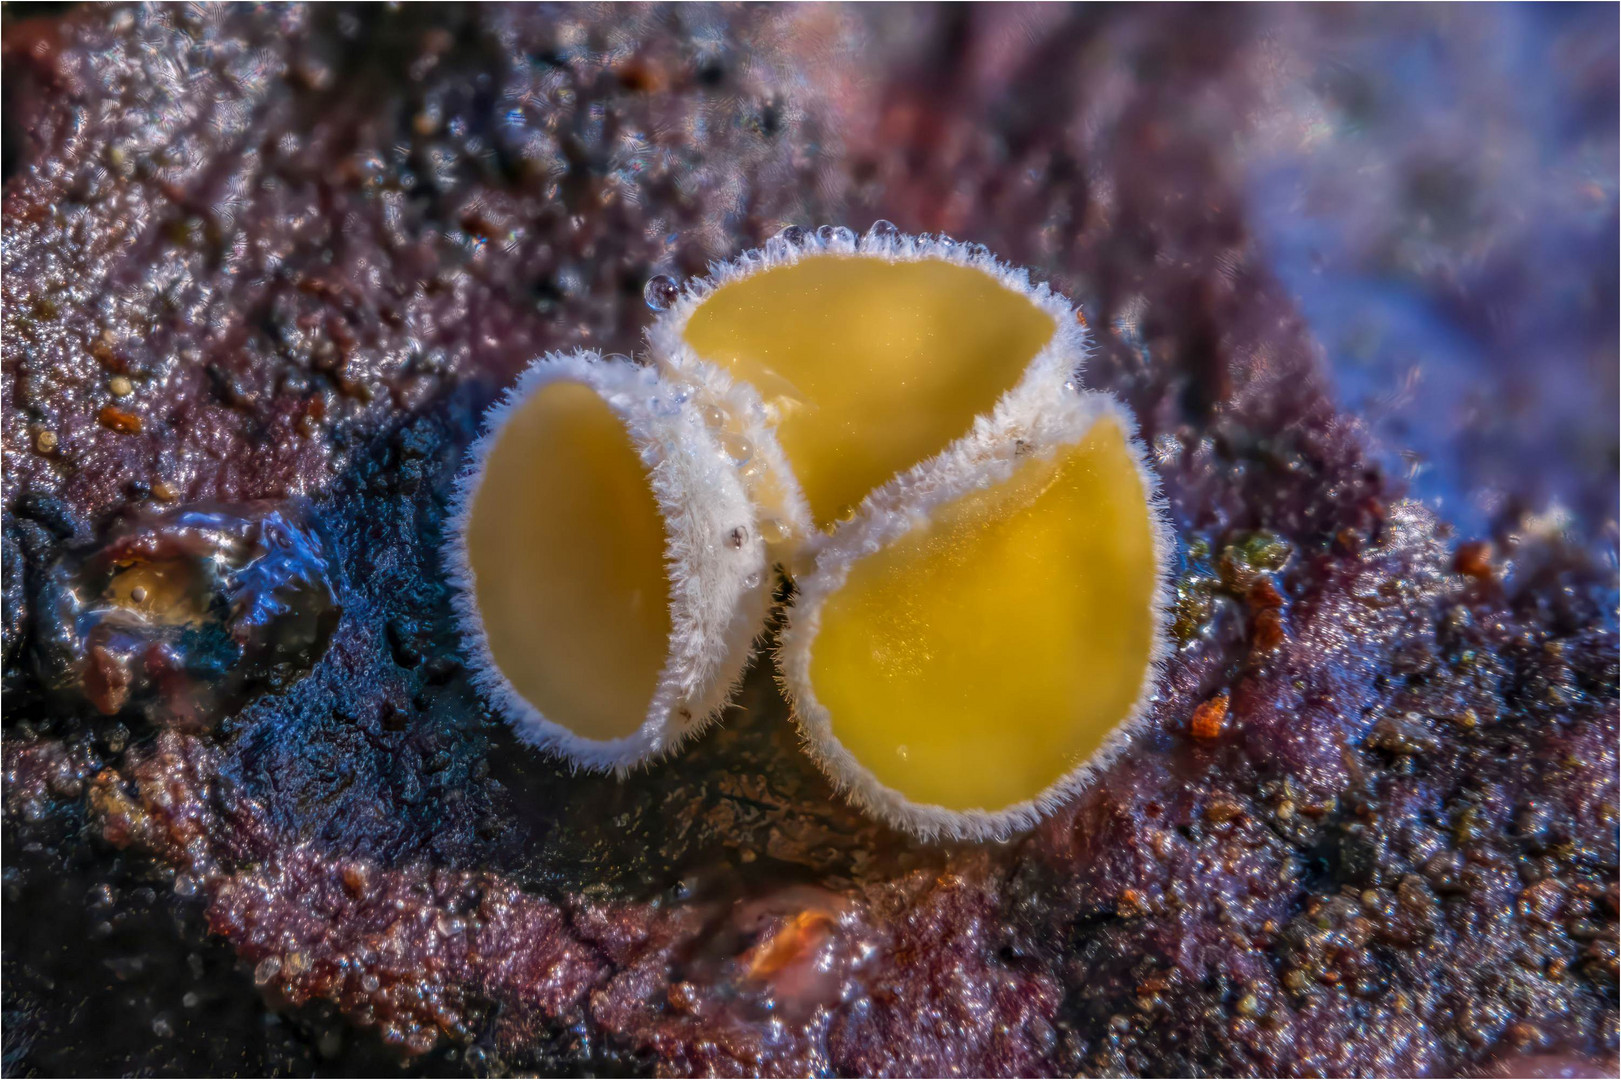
<box><xmin>801</xmin><ymin>415</ymin><xmax>1161</xmax><ymax>818</ymax></box>
<box><xmin>681</xmin><ymin>255</ymin><xmax>1058</xmax><ymax>531</ymax></box>
<box><xmin>463</xmin><ymin>379</ymin><xmax>673</xmax><ymax>741</ymax></box>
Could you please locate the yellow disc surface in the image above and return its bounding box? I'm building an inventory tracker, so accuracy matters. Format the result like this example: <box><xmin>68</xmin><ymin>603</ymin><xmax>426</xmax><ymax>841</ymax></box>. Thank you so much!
<box><xmin>808</xmin><ymin>418</ymin><xmax>1159</xmax><ymax>812</ymax></box>
<box><xmin>683</xmin><ymin>256</ymin><xmax>1056</xmax><ymax>530</ymax></box>
<box><xmin>465</xmin><ymin>380</ymin><xmax>672</xmax><ymax>741</ymax></box>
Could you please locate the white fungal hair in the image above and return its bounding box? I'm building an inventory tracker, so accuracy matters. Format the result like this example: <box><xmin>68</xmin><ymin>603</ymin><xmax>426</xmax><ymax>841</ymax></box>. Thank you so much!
<box><xmin>775</xmin><ymin>385</ymin><xmax>1177</xmax><ymax>843</ymax></box>
<box><xmin>644</xmin><ymin>226</ymin><xmax>1094</xmax><ymax>574</ymax></box>
<box><xmin>444</xmin><ymin>350</ymin><xmax>771</xmax><ymax>775</ymax></box>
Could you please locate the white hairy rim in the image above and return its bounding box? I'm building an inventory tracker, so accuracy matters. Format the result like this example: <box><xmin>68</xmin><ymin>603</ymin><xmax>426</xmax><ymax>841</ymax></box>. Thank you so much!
<box><xmin>644</xmin><ymin>225</ymin><xmax>1094</xmax><ymax>572</ymax></box>
<box><xmin>445</xmin><ymin>351</ymin><xmax>770</xmax><ymax>774</ymax></box>
<box><xmin>777</xmin><ymin>387</ymin><xmax>1177</xmax><ymax>842</ymax></box>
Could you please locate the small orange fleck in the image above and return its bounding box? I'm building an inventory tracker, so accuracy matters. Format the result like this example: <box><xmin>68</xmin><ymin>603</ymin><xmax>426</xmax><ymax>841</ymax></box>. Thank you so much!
<box><xmin>1190</xmin><ymin>690</ymin><xmax>1230</xmax><ymax>740</ymax></box>
<box><xmin>341</xmin><ymin>863</ymin><xmax>372</xmax><ymax>897</ymax></box>
<box><xmin>91</xmin><ymin>340</ymin><xmax>126</xmax><ymax>371</ymax></box>
<box><xmin>616</xmin><ymin>57</ymin><xmax>666</xmax><ymax>94</ymax></box>
<box><xmin>1507</xmin><ymin>1021</ymin><xmax>1544</xmax><ymax>1048</ymax></box>
<box><xmin>1252</xmin><ymin>608</ymin><xmax>1286</xmax><ymax>651</ymax></box>
<box><xmin>1454</xmin><ymin>540</ymin><xmax>1493</xmax><ymax>580</ymax></box>
<box><xmin>1247</xmin><ymin>578</ymin><xmax>1283</xmax><ymax>611</ymax></box>
<box><xmin>98</xmin><ymin>405</ymin><xmax>142</xmax><ymax>434</ymax></box>
<box><xmin>667</xmin><ymin>980</ymin><xmax>700</xmax><ymax>1013</ymax></box>
<box><xmin>745</xmin><ymin>910</ymin><xmax>833</xmax><ymax>979</ymax></box>
<box><xmin>1247</xmin><ymin>579</ymin><xmax>1286</xmax><ymax>650</ymax></box>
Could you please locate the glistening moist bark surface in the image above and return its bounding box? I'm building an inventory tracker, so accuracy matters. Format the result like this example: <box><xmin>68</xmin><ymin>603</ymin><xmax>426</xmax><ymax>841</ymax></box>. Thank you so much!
<box><xmin>3</xmin><ymin>4</ymin><xmax>1616</xmax><ymax>1077</ymax></box>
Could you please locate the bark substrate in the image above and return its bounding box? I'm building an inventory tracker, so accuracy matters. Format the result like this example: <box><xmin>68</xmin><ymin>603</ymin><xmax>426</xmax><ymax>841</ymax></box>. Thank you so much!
<box><xmin>3</xmin><ymin>5</ymin><xmax>1616</xmax><ymax>1077</ymax></box>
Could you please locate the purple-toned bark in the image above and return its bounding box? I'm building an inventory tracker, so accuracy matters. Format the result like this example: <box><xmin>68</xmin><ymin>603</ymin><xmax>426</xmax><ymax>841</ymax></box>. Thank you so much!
<box><xmin>4</xmin><ymin>5</ymin><xmax>1615</xmax><ymax>1076</ymax></box>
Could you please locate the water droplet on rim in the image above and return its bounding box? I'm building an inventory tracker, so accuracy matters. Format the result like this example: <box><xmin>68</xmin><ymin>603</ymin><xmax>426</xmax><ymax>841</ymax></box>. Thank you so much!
<box><xmin>643</xmin><ymin>274</ymin><xmax>679</xmax><ymax>312</ymax></box>
<box><xmin>862</xmin><ymin>219</ymin><xmax>898</xmax><ymax>248</ymax></box>
<box><xmin>817</xmin><ymin>224</ymin><xmax>856</xmax><ymax>248</ymax></box>
<box><xmin>723</xmin><ymin>433</ymin><xmax>753</xmax><ymax>465</ymax></box>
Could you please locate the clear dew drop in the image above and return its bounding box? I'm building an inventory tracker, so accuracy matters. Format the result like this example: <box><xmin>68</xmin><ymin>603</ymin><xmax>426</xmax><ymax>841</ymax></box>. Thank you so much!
<box><xmin>743</xmin><ymin>571</ymin><xmax>762</xmax><ymax>590</ymax></box>
<box><xmin>835</xmin><ymin>504</ymin><xmax>857</xmax><ymax>524</ymax></box>
<box><xmin>722</xmin><ymin>433</ymin><xmax>753</xmax><ymax>465</ymax></box>
<box><xmin>775</xmin><ymin>224</ymin><xmax>807</xmax><ymax>247</ymax></box>
<box><xmin>817</xmin><ymin>224</ymin><xmax>856</xmax><ymax>247</ymax></box>
<box><xmin>703</xmin><ymin>404</ymin><xmax>725</xmax><ymax>429</ymax></box>
<box><xmin>759</xmin><ymin>518</ymin><xmax>788</xmax><ymax>544</ymax></box>
<box><xmin>643</xmin><ymin>274</ymin><xmax>679</xmax><ymax>312</ymax></box>
<box><xmin>862</xmin><ymin>219</ymin><xmax>898</xmax><ymax>248</ymax></box>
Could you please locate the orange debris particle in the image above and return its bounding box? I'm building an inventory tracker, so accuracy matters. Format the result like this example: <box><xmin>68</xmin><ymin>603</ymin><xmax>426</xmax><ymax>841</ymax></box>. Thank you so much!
<box><xmin>1454</xmin><ymin>541</ymin><xmax>1493</xmax><ymax>580</ymax></box>
<box><xmin>98</xmin><ymin>405</ymin><xmax>142</xmax><ymax>434</ymax></box>
<box><xmin>745</xmin><ymin>910</ymin><xmax>833</xmax><ymax>979</ymax></box>
<box><xmin>1190</xmin><ymin>691</ymin><xmax>1230</xmax><ymax>740</ymax></box>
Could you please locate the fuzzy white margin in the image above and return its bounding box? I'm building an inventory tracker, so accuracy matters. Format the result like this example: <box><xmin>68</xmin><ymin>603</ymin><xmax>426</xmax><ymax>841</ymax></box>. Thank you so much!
<box><xmin>444</xmin><ymin>351</ymin><xmax>771</xmax><ymax>774</ymax></box>
<box><xmin>776</xmin><ymin>387</ymin><xmax>1177</xmax><ymax>843</ymax></box>
<box><xmin>644</xmin><ymin>225</ymin><xmax>1093</xmax><ymax>571</ymax></box>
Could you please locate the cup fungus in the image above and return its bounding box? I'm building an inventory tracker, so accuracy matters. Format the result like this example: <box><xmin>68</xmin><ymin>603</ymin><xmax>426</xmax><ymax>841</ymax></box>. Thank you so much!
<box><xmin>447</xmin><ymin>351</ymin><xmax>770</xmax><ymax>772</ymax></box>
<box><xmin>646</xmin><ymin>224</ymin><xmax>1089</xmax><ymax>568</ymax></box>
<box><xmin>777</xmin><ymin>389</ymin><xmax>1173</xmax><ymax>841</ymax></box>
<box><xmin>451</xmin><ymin>228</ymin><xmax>1171</xmax><ymax>839</ymax></box>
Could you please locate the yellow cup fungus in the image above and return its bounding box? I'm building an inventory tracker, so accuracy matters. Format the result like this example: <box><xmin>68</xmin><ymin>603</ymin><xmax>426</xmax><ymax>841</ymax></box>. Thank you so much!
<box><xmin>448</xmin><ymin>351</ymin><xmax>771</xmax><ymax>772</ymax></box>
<box><xmin>777</xmin><ymin>390</ymin><xmax>1172</xmax><ymax>840</ymax></box>
<box><xmin>646</xmin><ymin>225</ymin><xmax>1089</xmax><ymax>568</ymax></box>
<box><xmin>450</xmin><ymin>227</ymin><xmax>1171</xmax><ymax>839</ymax></box>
